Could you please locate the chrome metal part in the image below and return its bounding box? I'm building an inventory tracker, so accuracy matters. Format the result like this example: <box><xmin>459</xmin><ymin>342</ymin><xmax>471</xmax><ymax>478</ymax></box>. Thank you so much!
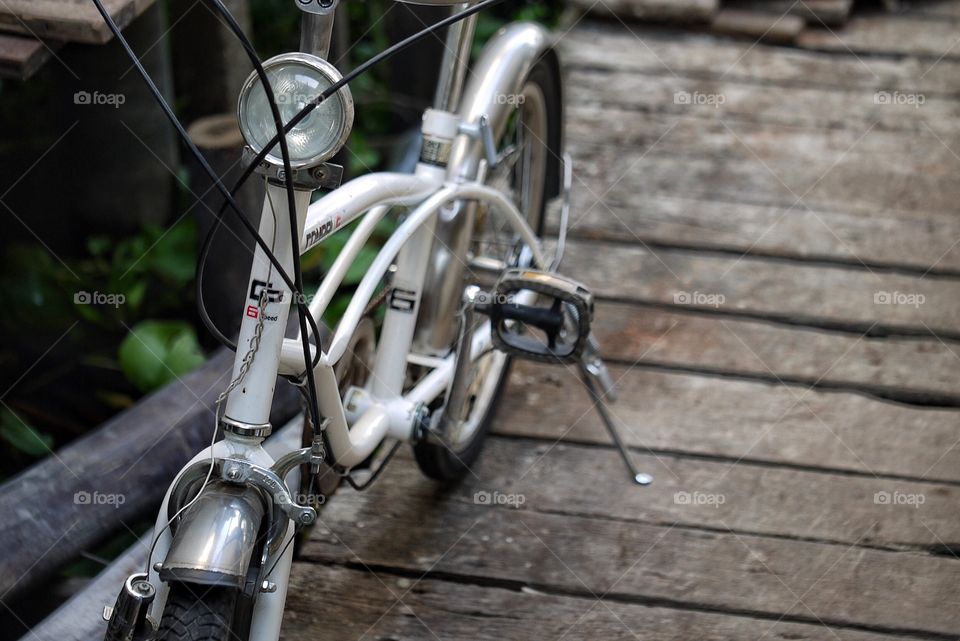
<box><xmin>433</xmin><ymin>3</ymin><xmax>477</xmax><ymax>112</ymax></box>
<box><xmin>102</xmin><ymin>573</ymin><xmax>155</xmax><ymax>641</ymax></box>
<box><xmin>220</xmin><ymin>458</ymin><xmax>316</xmax><ymax>525</ymax></box>
<box><xmin>550</xmin><ymin>152</ymin><xmax>573</xmax><ymax>272</ymax></box>
<box><xmin>243</xmin><ymin>148</ymin><xmax>345</xmax><ymax>190</ymax></box>
<box><xmin>459</xmin><ymin>115</ymin><xmax>498</xmax><ymax>170</ymax></box>
<box><xmin>413</xmin><ymin>23</ymin><xmax>555</xmax><ymax>356</ymax></box>
<box><xmin>221</xmin><ymin>415</ymin><xmax>273</xmax><ymax>439</ymax></box>
<box><xmin>577</xmin><ymin>357</ymin><xmax>651</xmax><ymax>486</ymax></box>
<box><xmin>160</xmin><ymin>483</ymin><xmax>266</xmax><ymax>588</ymax></box>
<box><xmin>299</xmin><ymin>0</ymin><xmax>338</xmax><ymax>56</ymax></box>
<box><xmin>435</xmin><ymin>286</ymin><xmax>482</xmax><ymax>445</ymax></box>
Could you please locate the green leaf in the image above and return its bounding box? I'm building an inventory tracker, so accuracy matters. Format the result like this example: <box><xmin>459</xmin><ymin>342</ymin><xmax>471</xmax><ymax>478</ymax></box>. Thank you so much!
<box><xmin>119</xmin><ymin>320</ymin><xmax>206</xmax><ymax>392</ymax></box>
<box><xmin>0</xmin><ymin>409</ymin><xmax>53</xmax><ymax>457</ymax></box>
<box><xmin>343</xmin><ymin>246</ymin><xmax>378</xmax><ymax>285</ymax></box>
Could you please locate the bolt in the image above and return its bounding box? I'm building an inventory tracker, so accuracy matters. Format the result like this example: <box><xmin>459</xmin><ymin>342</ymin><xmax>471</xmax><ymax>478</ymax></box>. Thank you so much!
<box><xmin>132</xmin><ymin>580</ymin><xmax>155</xmax><ymax>597</ymax></box>
<box><xmin>153</xmin><ymin>562</ymin><xmax>163</xmax><ymax>573</ymax></box>
<box><xmin>225</xmin><ymin>466</ymin><xmax>242</xmax><ymax>481</ymax></box>
<box><xmin>260</xmin><ymin>580</ymin><xmax>277</xmax><ymax>593</ymax></box>
<box><xmin>299</xmin><ymin>510</ymin><xmax>316</xmax><ymax>525</ymax></box>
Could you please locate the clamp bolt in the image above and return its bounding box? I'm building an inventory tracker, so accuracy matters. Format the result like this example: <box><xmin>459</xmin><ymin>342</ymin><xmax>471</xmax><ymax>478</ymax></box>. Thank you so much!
<box><xmin>260</xmin><ymin>580</ymin><xmax>277</xmax><ymax>593</ymax></box>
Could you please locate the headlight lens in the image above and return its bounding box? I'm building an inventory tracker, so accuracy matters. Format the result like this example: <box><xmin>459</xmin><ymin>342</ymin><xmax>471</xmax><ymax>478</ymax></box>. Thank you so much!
<box><xmin>238</xmin><ymin>53</ymin><xmax>353</xmax><ymax>168</ymax></box>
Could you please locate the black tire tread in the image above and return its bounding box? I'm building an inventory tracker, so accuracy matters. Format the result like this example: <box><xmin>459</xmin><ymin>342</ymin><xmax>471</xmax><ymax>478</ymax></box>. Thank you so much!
<box><xmin>155</xmin><ymin>583</ymin><xmax>237</xmax><ymax>641</ymax></box>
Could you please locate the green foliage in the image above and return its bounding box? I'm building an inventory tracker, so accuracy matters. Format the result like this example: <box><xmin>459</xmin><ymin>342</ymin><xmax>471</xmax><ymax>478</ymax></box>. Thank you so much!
<box><xmin>301</xmin><ymin>214</ymin><xmax>397</xmax><ymax>325</ymax></box>
<box><xmin>119</xmin><ymin>320</ymin><xmax>205</xmax><ymax>392</ymax></box>
<box><xmin>0</xmin><ymin>216</ymin><xmax>203</xmax><ymax>399</ymax></box>
<box><xmin>0</xmin><ymin>408</ymin><xmax>53</xmax><ymax>457</ymax></box>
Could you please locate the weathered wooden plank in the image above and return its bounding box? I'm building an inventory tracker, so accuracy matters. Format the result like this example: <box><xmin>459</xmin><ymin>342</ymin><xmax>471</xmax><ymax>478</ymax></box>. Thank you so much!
<box><xmin>301</xmin><ymin>444</ymin><xmax>960</xmax><ymax>635</ymax></box>
<box><xmin>710</xmin><ymin>9</ymin><xmax>805</xmax><ymax>44</ymax></box>
<box><xmin>567</xmin><ymin>106</ymin><xmax>960</xmax><ymax>219</ymax></box>
<box><xmin>902</xmin><ymin>0</ymin><xmax>960</xmax><ymax>19</ymax></box>
<box><xmin>559</xmin><ymin>22</ymin><xmax>960</xmax><ymax>96</ymax></box>
<box><xmin>725</xmin><ymin>0</ymin><xmax>855</xmax><ymax>26</ymax></box>
<box><xmin>797</xmin><ymin>15</ymin><xmax>960</xmax><ymax>59</ymax></box>
<box><xmin>284</xmin><ymin>564</ymin><xmax>908</xmax><ymax>641</ymax></box>
<box><xmin>567</xmin><ymin>68</ymin><xmax>960</xmax><ymax>133</ymax></box>
<box><xmin>552</xmin><ymin>184</ymin><xmax>960</xmax><ymax>273</ymax></box>
<box><xmin>306</xmin><ymin>437</ymin><xmax>960</xmax><ymax>548</ymax></box>
<box><xmin>568</xmin><ymin>0</ymin><xmax>719</xmax><ymax>23</ymax></box>
<box><xmin>585</xmin><ymin>301</ymin><xmax>960</xmax><ymax>403</ymax></box>
<box><xmin>558</xmin><ymin>238</ymin><xmax>960</xmax><ymax>337</ymax></box>
<box><xmin>0</xmin><ymin>33</ymin><xmax>51</xmax><ymax>79</ymax></box>
<box><xmin>499</xmin><ymin>359</ymin><xmax>960</xmax><ymax>482</ymax></box>
<box><xmin>0</xmin><ymin>0</ymin><xmax>143</xmax><ymax>45</ymax></box>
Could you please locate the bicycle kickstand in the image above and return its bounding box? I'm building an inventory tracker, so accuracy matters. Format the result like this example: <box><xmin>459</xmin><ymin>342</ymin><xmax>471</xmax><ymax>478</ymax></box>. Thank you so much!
<box><xmin>578</xmin><ymin>335</ymin><xmax>652</xmax><ymax>486</ymax></box>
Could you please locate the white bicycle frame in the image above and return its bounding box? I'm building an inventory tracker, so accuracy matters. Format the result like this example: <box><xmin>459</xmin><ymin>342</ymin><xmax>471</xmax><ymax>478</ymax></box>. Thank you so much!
<box><xmin>143</xmin><ymin>19</ymin><xmax>558</xmax><ymax>640</ymax></box>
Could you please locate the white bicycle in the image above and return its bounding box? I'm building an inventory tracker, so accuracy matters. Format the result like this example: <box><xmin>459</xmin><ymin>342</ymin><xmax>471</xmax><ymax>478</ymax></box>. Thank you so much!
<box><xmin>93</xmin><ymin>1</ymin><xmax>644</xmax><ymax>639</ymax></box>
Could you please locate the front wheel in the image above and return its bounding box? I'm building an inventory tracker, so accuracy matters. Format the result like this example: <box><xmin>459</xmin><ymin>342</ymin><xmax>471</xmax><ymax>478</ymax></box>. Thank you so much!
<box><xmin>413</xmin><ymin>55</ymin><xmax>563</xmax><ymax>481</ymax></box>
<box><xmin>154</xmin><ymin>582</ymin><xmax>238</xmax><ymax>641</ymax></box>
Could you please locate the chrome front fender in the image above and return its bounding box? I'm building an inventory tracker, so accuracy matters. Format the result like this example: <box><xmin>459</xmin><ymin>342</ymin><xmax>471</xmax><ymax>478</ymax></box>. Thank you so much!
<box><xmin>159</xmin><ymin>482</ymin><xmax>266</xmax><ymax>588</ymax></box>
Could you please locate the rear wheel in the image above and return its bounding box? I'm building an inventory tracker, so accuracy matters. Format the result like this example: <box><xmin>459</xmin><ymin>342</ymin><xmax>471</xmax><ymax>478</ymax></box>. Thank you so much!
<box><xmin>155</xmin><ymin>582</ymin><xmax>238</xmax><ymax>641</ymax></box>
<box><xmin>413</xmin><ymin>57</ymin><xmax>563</xmax><ymax>481</ymax></box>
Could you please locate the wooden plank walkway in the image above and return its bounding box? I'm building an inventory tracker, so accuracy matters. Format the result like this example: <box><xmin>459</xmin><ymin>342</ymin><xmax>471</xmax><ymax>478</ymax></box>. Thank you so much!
<box><xmin>282</xmin><ymin>9</ymin><xmax>960</xmax><ymax>641</ymax></box>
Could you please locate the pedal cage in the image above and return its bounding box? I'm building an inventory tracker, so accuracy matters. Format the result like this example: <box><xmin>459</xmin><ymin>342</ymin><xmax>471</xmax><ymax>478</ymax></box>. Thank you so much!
<box><xmin>479</xmin><ymin>268</ymin><xmax>594</xmax><ymax>364</ymax></box>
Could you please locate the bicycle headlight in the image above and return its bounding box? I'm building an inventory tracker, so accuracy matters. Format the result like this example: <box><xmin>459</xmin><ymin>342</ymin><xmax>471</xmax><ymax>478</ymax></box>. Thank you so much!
<box><xmin>237</xmin><ymin>53</ymin><xmax>353</xmax><ymax>169</ymax></box>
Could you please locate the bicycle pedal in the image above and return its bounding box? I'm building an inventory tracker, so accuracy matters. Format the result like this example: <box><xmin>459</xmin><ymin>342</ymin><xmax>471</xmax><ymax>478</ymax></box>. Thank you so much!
<box><xmin>475</xmin><ymin>268</ymin><xmax>594</xmax><ymax>364</ymax></box>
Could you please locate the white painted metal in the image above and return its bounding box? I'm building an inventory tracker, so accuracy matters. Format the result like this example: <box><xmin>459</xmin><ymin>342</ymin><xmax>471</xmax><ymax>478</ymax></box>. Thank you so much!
<box><xmin>224</xmin><ymin>185</ymin><xmax>312</xmax><ymax>427</ymax></box>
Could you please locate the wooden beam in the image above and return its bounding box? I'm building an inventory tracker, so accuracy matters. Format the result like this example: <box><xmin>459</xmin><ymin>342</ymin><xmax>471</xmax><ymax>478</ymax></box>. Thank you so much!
<box><xmin>0</xmin><ymin>0</ymin><xmax>144</xmax><ymax>45</ymax></box>
<box><xmin>558</xmin><ymin>238</ymin><xmax>960</xmax><ymax>337</ymax></box>
<box><xmin>559</xmin><ymin>22</ymin><xmax>960</xmax><ymax>96</ymax></box>
<box><xmin>299</xmin><ymin>440</ymin><xmax>960</xmax><ymax>636</ymax></box>
<box><xmin>284</xmin><ymin>565</ymin><xmax>903</xmax><ymax>641</ymax></box>
<box><xmin>585</xmin><ymin>301</ymin><xmax>960</xmax><ymax>404</ymax></box>
<box><xmin>0</xmin><ymin>33</ymin><xmax>52</xmax><ymax>79</ymax></box>
<box><xmin>710</xmin><ymin>9</ymin><xmax>805</xmax><ymax>44</ymax></box>
<box><xmin>798</xmin><ymin>15</ymin><xmax>960</xmax><ymax>59</ymax></box>
<box><xmin>569</xmin><ymin>0</ymin><xmax>719</xmax><ymax>23</ymax></box>
<box><xmin>500</xmin><ymin>359</ymin><xmax>960</xmax><ymax>482</ymax></box>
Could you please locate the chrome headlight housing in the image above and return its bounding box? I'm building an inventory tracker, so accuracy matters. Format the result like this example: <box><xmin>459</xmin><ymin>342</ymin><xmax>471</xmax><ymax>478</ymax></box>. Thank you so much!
<box><xmin>237</xmin><ymin>53</ymin><xmax>354</xmax><ymax>169</ymax></box>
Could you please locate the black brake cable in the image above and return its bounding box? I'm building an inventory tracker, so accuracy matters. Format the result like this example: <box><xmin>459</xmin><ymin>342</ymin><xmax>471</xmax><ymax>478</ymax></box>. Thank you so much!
<box><xmin>195</xmin><ymin>0</ymin><xmax>509</xmax><ymax>351</ymax></box>
<box><xmin>204</xmin><ymin>0</ymin><xmax>321</xmax><ymax>429</ymax></box>
<box><xmin>89</xmin><ymin>0</ymin><xmax>326</xmax><ymax>360</ymax></box>
<box><xmin>98</xmin><ymin>0</ymin><xmax>512</xmax><ymax>428</ymax></box>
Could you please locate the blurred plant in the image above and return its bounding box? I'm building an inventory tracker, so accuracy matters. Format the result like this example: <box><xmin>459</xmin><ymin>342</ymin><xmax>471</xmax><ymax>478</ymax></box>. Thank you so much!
<box><xmin>0</xmin><ymin>217</ymin><xmax>203</xmax><ymax>473</ymax></box>
<box><xmin>119</xmin><ymin>320</ymin><xmax>205</xmax><ymax>393</ymax></box>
